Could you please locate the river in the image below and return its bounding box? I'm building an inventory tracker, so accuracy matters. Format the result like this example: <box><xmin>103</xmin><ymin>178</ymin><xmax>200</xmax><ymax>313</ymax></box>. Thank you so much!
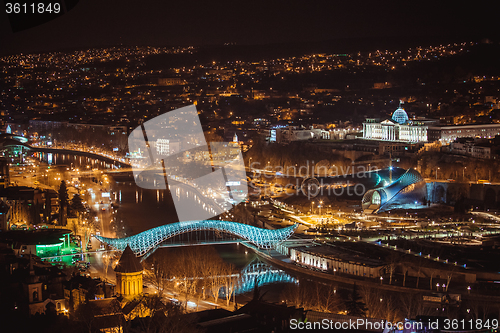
<box><xmin>33</xmin><ymin>151</ymin><xmax>313</xmax><ymax>301</ymax></box>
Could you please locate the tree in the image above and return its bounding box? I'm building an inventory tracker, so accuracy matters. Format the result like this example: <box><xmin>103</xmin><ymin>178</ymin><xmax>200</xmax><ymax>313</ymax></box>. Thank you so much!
<box><xmin>208</xmin><ymin>259</ymin><xmax>225</xmax><ymax>304</ymax></box>
<box><xmin>414</xmin><ymin>256</ymin><xmax>424</xmax><ymax>289</ymax></box>
<box><xmin>318</xmin><ymin>283</ymin><xmax>340</xmax><ymax>313</ymax></box>
<box><xmin>465</xmin><ymin>299</ymin><xmax>495</xmax><ymax>322</ymax></box>
<box><xmin>399</xmin><ymin>293</ymin><xmax>420</xmax><ymax>319</ymax></box>
<box><xmin>102</xmin><ymin>253</ymin><xmax>112</xmax><ymax>283</ymax></box>
<box><xmin>345</xmin><ymin>284</ymin><xmax>367</xmax><ymax>317</ymax></box>
<box><xmin>145</xmin><ymin>256</ymin><xmax>169</xmax><ymax>297</ymax></box>
<box><xmin>67</xmin><ymin>218</ymin><xmax>79</xmax><ymax>236</ymax></box>
<box><xmin>385</xmin><ymin>253</ymin><xmax>399</xmax><ymax>285</ymax></box>
<box><xmin>429</xmin><ymin>270</ymin><xmax>436</xmax><ymax>290</ymax></box>
<box><xmin>445</xmin><ymin>267</ymin><xmax>456</xmax><ymax>292</ymax></box>
<box><xmin>74</xmin><ymin>305</ymin><xmax>93</xmax><ymax>333</ymax></box>
<box><xmin>402</xmin><ymin>263</ymin><xmax>409</xmax><ymax>287</ymax></box>
<box><xmin>71</xmin><ymin>194</ymin><xmax>85</xmax><ymax>216</ymax></box>
<box><xmin>222</xmin><ymin>264</ymin><xmax>237</xmax><ymax>307</ymax></box>
<box><xmin>129</xmin><ymin>294</ymin><xmax>203</xmax><ymax>333</ymax></box>
<box><xmin>280</xmin><ymin>283</ymin><xmax>304</xmax><ymax>309</ymax></box>
<box><xmin>360</xmin><ymin>286</ymin><xmax>382</xmax><ymax>318</ymax></box>
<box><xmin>58</xmin><ymin>180</ymin><xmax>69</xmax><ymax>226</ymax></box>
<box><xmin>58</xmin><ymin>180</ymin><xmax>69</xmax><ymax>206</ymax></box>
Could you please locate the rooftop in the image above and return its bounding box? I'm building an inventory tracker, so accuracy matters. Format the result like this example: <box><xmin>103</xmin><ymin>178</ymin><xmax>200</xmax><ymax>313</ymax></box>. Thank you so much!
<box><xmin>291</xmin><ymin>243</ymin><xmax>385</xmax><ymax>268</ymax></box>
<box><xmin>114</xmin><ymin>245</ymin><xmax>142</xmax><ymax>273</ymax></box>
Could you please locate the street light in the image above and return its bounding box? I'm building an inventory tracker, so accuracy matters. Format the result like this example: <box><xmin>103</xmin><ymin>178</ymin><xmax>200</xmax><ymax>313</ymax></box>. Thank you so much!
<box><xmin>380</xmin><ymin>276</ymin><xmax>383</xmax><ymax>285</ymax></box>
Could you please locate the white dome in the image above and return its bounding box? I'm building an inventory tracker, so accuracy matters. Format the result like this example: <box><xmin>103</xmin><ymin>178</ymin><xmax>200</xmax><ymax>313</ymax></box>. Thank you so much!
<box><xmin>392</xmin><ymin>107</ymin><xmax>409</xmax><ymax>124</ymax></box>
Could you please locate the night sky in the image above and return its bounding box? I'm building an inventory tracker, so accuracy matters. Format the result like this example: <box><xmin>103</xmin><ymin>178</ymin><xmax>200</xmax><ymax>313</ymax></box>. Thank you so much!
<box><xmin>0</xmin><ymin>0</ymin><xmax>498</xmax><ymax>54</ymax></box>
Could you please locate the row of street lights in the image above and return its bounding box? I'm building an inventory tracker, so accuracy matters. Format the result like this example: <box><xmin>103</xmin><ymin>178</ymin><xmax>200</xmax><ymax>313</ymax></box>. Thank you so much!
<box><xmin>310</xmin><ymin>200</ymin><xmax>323</xmax><ymax>215</ymax></box>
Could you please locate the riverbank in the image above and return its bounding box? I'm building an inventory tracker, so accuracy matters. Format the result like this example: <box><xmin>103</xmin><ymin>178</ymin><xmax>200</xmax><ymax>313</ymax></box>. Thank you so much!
<box><xmin>246</xmin><ymin>243</ymin><xmax>500</xmax><ymax>310</ymax></box>
<box><xmin>244</xmin><ymin>242</ymin><xmax>445</xmax><ymax>294</ymax></box>
<box><xmin>33</xmin><ymin>147</ymin><xmax>130</xmax><ymax>168</ymax></box>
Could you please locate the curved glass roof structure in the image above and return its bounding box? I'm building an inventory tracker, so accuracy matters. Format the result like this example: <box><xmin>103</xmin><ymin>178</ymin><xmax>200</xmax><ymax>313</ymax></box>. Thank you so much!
<box><xmin>362</xmin><ymin>168</ymin><xmax>426</xmax><ymax>213</ymax></box>
<box><xmin>391</xmin><ymin>107</ymin><xmax>409</xmax><ymax>124</ymax></box>
<box><xmin>0</xmin><ymin>133</ymin><xmax>31</xmax><ymax>151</ymax></box>
<box><xmin>95</xmin><ymin>220</ymin><xmax>297</xmax><ymax>259</ymax></box>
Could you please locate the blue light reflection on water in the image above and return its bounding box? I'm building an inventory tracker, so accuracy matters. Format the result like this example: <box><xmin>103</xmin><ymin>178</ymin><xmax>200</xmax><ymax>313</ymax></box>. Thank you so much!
<box><xmin>232</xmin><ymin>259</ymin><xmax>297</xmax><ymax>295</ymax></box>
<box><xmin>34</xmin><ymin>152</ymin><xmax>306</xmax><ymax>299</ymax></box>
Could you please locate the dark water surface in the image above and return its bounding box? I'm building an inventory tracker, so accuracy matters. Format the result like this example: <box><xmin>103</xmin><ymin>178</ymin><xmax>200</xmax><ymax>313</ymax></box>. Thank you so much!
<box><xmin>35</xmin><ymin>151</ymin><xmax>343</xmax><ymax>302</ymax></box>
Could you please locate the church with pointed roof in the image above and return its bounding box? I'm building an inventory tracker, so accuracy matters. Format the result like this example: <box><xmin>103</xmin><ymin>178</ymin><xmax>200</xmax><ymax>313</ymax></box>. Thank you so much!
<box><xmin>115</xmin><ymin>245</ymin><xmax>143</xmax><ymax>297</ymax></box>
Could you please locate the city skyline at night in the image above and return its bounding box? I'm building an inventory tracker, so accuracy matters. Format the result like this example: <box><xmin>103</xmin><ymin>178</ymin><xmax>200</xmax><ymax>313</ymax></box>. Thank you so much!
<box><xmin>2</xmin><ymin>2</ymin><xmax>500</xmax><ymax>333</ymax></box>
<box><xmin>1</xmin><ymin>1</ymin><xmax>499</xmax><ymax>54</ymax></box>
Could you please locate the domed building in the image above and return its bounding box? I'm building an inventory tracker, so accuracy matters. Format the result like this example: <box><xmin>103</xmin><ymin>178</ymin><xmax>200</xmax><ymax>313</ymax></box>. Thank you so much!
<box><xmin>362</xmin><ymin>102</ymin><xmax>436</xmax><ymax>142</ymax></box>
<box><xmin>115</xmin><ymin>245</ymin><xmax>143</xmax><ymax>297</ymax></box>
<box><xmin>363</xmin><ymin>101</ymin><xmax>500</xmax><ymax>145</ymax></box>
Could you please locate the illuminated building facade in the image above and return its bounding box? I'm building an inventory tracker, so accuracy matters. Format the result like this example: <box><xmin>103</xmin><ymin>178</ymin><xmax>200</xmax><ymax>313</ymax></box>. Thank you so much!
<box><xmin>364</xmin><ymin>106</ymin><xmax>500</xmax><ymax>144</ymax></box>
<box><xmin>428</xmin><ymin>124</ymin><xmax>500</xmax><ymax>143</ymax></box>
<box><xmin>363</xmin><ymin>106</ymin><xmax>434</xmax><ymax>143</ymax></box>
<box><xmin>155</xmin><ymin>138</ymin><xmax>170</xmax><ymax>155</ymax></box>
<box><xmin>288</xmin><ymin>245</ymin><xmax>384</xmax><ymax>278</ymax></box>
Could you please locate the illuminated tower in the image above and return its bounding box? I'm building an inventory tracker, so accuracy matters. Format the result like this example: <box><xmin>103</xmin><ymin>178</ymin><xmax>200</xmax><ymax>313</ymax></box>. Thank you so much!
<box><xmin>115</xmin><ymin>245</ymin><xmax>143</xmax><ymax>297</ymax></box>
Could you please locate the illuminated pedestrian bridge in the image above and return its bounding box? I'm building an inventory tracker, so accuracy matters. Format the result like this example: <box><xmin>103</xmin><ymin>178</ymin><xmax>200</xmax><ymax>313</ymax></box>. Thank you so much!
<box><xmin>95</xmin><ymin>220</ymin><xmax>297</xmax><ymax>259</ymax></box>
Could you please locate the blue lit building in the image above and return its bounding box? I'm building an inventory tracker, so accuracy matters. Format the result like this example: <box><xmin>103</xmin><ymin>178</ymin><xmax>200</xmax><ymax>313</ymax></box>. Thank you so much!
<box><xmin>362</xmin><ymin>168</ymin><xmax>427</xmax><ymax>213</ymax></box>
